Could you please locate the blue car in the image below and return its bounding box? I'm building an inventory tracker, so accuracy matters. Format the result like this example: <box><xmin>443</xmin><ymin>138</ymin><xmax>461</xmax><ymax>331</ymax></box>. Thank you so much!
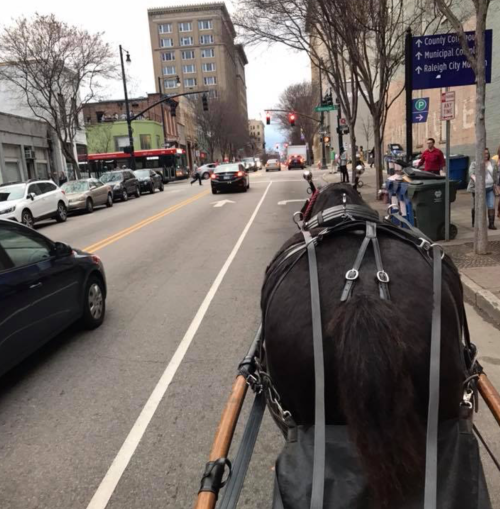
<box><xmin>0</xmin><ymin>219</ymin><xmax>107</xmax><ymax>377</ymax></box>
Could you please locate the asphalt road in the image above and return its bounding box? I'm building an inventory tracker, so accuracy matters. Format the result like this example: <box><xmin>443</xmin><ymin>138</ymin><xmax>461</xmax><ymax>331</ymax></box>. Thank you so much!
<box><xmin>0</xmin><ymin>168</ymin><xmax>499</xmax><ymax>509</ymax></box>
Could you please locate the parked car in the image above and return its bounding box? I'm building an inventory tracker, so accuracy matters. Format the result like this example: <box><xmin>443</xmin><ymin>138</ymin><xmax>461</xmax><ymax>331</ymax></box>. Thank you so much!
<box><xmin>198</xmin><ymin>163</ymin><xmax>217</xmax><ymax>179</ymax></box>
<box><xmin>265</xmin><ymin>159</ymin><xmax>281</xmax><ymax>172</ymax></box>
<box><xmin>134</xmin><ymin>169</ymin><xmax>164</xmax><ymax>194</ymax></box>
<box><xmin>211</xmin><ymin>163</ymin><xmax>250</xmax><ymax>194</ymax></box>
<box><xmin>242</xmin><ymin>157</ymin><xmax>258</xmax><ymax>172</ymax></box>
<box><xmin>0</xmin><ymin>219</ymin><xmax>107</xmax><ymax>377</ymax></box>
<box><xmin>62</xmin><ymin>179</ymin><xmax>114</xmax><ymax>213</ymax></box>
<box><xmin>0</xmin><ymin>180</ymin><xmax>69</xmax><ymax>228</ymax></box>
<box><xmin>287</xmin><ymin>155</ymin><xmax>306</xmax><ymax>170</ymax></box>
<box><xmin>100</xmin><ymin>170</ymin><xmax>140</xmax><ymax>202</ymax></box>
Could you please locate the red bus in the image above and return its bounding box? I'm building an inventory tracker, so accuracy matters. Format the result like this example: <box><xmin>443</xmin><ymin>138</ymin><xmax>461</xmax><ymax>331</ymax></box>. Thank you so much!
<box><xmin>79</xmin><ymin>148</ymin><xmax>189</xmax><ymax>182</ymax></box>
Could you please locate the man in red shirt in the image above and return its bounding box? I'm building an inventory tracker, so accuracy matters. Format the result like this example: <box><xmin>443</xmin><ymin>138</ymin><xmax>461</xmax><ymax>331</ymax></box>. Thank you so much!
<box><xmin>418</xmin><ymin>138</ymin><xmax>445</xmax><ymax>175</ymax></box>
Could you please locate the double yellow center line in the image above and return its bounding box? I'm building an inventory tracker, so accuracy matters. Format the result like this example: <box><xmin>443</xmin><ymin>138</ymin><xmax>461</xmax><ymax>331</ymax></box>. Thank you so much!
<box><xmin>83</xmin><ymin>189</ymin><xmax>210</xmax><ymax>253</ymax></box>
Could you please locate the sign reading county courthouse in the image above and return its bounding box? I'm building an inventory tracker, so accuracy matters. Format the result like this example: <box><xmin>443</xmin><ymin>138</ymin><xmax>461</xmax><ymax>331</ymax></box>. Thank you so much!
<box><xmin>412</xmin><ymin>30</ymin><xmax>492</xmax><ymax>90</ymax></box>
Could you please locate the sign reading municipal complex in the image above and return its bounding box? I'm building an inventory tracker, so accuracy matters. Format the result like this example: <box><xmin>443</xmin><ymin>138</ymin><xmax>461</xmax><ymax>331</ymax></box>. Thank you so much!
<box><xmin>412</xmin><ymin>30</ymin><xmax>492</xmax><ymax>90</ymax></box>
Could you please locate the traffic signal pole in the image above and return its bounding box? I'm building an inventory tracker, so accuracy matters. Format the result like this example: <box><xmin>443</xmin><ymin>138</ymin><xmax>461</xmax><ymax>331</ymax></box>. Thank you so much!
<box><xmin>336</xmin><ymin>98</ymin><xmax>343</xmax><ymax>158</ymax></box>
<box><xmin>319</xmin><ymin>67</ymin><xmax>327</xmax><ymax>169</ymax></box>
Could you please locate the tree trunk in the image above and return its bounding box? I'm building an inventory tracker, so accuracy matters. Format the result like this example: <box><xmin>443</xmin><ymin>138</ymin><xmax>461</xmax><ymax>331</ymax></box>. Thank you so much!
<box><xmin>373</xmin><ymin>123</ymin><xmax>383</xmax><ymax>199</ymax></box>
<box><xmin>350</xmin><ymin>133</ymin><xmax>357</xmax><ymax>183</ymax></box>
<box><xmin>474</xmin><ymin>11</ymin><xmax>488</xmax><ymax>255</ymax></box>
<box><xmin>61</xmin><ymin>143</ymin><xmax>81</xmax><ymax>180</ymax></box>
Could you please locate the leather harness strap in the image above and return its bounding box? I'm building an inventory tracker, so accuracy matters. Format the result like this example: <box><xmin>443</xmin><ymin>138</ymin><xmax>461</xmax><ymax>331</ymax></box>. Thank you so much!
<box><xmin>302</xmin><ymin>229</ymin><xmax>326</xmax><ymax>509</ymax></box>
<box><xmin>424</xmin><ymin>245</ymin><xmax>443</xmax><ymax>509</ymax></box>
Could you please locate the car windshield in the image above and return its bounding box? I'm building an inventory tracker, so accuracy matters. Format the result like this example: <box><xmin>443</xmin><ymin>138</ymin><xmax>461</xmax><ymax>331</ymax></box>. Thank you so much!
<box><xmin>215</xmin><ymin>164</ymin><xmax>240</xmax><ymax>173</ymax></box>
<box><xmin>134</xmin><ymin>170</ymin><xmax>150</xmax><ymax>178</ymax></box>
<box><xmin>0</xmin><ymin>184</ymin><xmax>26</xmax><ymax>201</ymax></box>
<box><xmin>100</xmin><ymin>172</ymin><xmax>123</xmax><ymax>183</ymax></box>
<box><xmin>243</xmin><ymin>158</ymin><xmax>254</xmax><ymax>163</ymax></box>
<box><xmin>62</xmin><ymin>181</ymin><xmax>89</xmax><ymax>193</ymax></box>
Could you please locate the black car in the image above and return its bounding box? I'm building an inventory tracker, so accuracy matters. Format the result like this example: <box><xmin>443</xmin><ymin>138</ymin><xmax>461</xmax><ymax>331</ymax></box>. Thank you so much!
<box><xmin>287</xmin><ymin>155</ymin><xmax>305</xmax><ymax>170</ymax></box>
<box><xmin>0</xmin><ymin>219</ymin><xmax>107</xmax><ymax>377</ymax></box>
<box><xmin>100</xmin><ymin>170</ymin><xmax>140</xmax><ymax>202</ymax></box>
<box><xmin>134</xmin><ymin>169</ymin><xmax>165</xmax><ymax>194</ymax></box>
<box><xmin>211</xmin><ymin>163</ymin><xmax>250</xmax><ymax>194</ymax></box>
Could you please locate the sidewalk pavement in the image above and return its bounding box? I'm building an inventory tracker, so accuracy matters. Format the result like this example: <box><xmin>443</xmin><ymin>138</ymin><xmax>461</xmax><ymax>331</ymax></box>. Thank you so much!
<box><xmin>319</xmin><ymin>166</ymin><xmax>500</xmax><ymax>324</ymax></box>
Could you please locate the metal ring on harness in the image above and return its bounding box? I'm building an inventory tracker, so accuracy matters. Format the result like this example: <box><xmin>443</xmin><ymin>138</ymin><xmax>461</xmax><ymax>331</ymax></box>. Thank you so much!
<box><xmin>376</xmin><ymin>270</ymin><xmax>390</xmax><ymax>283</ymax></box>
<box><xmin>345</xmin><ymin>269</ymin><xmax>359</xmax><ymax>281</ymax></box>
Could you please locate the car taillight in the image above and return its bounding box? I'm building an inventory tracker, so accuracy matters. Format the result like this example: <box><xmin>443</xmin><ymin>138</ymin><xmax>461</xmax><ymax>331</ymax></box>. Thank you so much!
<box><xmin>61</xmin><ymin>190</ymin><xmax>66</xmax><ymax>195</ymax></box>
<box><xmin>91</xmin><ymin>254</ymin><xmax>101</xmax><ymax>265</ymax></box>
<box><xmin>211</xmin><ymin>173</ymin><xmax>217</xmax><ymax>179</ymax></box>
<box><xmin>236</xmin><ymin>171</ymin><xmax>244</xmax><ymax>177</ymax></box>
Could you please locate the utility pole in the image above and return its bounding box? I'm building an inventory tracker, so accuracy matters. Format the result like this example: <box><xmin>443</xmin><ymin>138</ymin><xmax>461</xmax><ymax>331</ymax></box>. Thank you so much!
<box><xmin>405</xmin><ymin>28</ymin><xmax>413</xmax><ymax>164</ymax></box>
<box><xmin>119</xmin><ymin>45</ymin><xmax>136</xmax><ymax>170</ymax></box>
<box><xmin>158</xmin><ymin>76</ymin><xmax>168</xmax><ymax>148</ymax></box>
<box><xmin>319</xmin><ymin>66</ymin><xmax>327</xmax><ymax>169</ymax></box>
<box><xmin>336</xmin><ymin>97</ymin><xmax>344</xmax><ymax>157</ymax></box>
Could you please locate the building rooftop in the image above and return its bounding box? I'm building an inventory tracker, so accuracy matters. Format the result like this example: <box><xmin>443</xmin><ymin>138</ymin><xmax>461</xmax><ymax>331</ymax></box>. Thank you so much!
<box><xmin>148</xmin><ymin>2</ymin><xmax>236</xmax><ymax>38</ymax></box>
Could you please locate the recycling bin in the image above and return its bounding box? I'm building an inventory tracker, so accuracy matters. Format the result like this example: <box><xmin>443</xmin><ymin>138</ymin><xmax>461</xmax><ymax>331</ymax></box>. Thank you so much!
<box><xmin>447</xmin><ymin>155</ymin><xmax>469</xmax><ymax>190</ymax></box>
<box><xmin>406</xmin><ymin>177</ymin><xmax>459</xmax><ymax>241</ymax></box>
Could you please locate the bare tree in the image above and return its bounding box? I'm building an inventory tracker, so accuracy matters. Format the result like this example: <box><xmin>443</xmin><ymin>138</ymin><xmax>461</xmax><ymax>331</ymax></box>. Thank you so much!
<box><xmin>433</xmin><ymin>0</ymin><xmax>492</xmax><ymax>254</ymax></box>
<box><xmin>275</xmin><ymin>81</ymin><xmax>320</xmax><ymax>163</ymax></box>
<box><xmin>362</xmin><ymin>116</ymin><xmax>374</xmax><ymax>152</ymax></box>
<box><xmin>0</xmin><ymin>14</ymin><xmax>116</xmax><ymax>177</ymax></box>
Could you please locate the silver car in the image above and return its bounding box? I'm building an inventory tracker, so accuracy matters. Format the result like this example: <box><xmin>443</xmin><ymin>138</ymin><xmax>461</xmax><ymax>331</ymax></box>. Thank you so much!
<box><xmin>62</xmin><ymin>179</ymin><xmax>114</xmax><ymax>213</ymax></box>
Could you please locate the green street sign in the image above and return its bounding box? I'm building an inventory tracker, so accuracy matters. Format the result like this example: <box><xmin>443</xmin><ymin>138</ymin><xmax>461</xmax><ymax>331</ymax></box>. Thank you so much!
<box><xmin>315</xmin><ymin>105</ymin><xmax>338</xmax><ymax>112</ymax></box>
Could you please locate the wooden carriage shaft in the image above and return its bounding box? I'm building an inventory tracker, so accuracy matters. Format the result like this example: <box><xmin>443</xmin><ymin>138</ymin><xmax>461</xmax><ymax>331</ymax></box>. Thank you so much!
<box><xmin>478</xmin><ymin>374</ymin><xmax>500</xmax><ymax>427</ymax></box>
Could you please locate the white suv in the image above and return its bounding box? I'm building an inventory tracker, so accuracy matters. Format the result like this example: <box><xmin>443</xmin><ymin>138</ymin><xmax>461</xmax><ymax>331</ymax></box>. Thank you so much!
<box><xmin>0</xmin><ymin>180</ymin><xmax>69</xmax><ymax>228</ymax></box>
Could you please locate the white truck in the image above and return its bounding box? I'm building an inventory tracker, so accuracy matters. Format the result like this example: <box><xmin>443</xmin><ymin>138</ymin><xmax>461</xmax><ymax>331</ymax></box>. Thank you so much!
<box><xmin>286</xmin><ymin>145</ymin><xmax>308</xmax><ymax>169</ymax></box>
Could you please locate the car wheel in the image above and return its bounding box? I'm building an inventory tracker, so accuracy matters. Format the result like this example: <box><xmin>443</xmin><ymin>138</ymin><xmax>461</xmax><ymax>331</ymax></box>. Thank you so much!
<box><xmin>55</xmin><ymin>201</ymin><xmax>68</xmax><ymax>222</ymax></box>
<box><xmin>212</xmin><ymin>187</ymin><xmax>218</xmax><ymax>195</ymax></box>
<box><xmin>135</xmin><ymin>186</ymin><xmax>141</xmax><ymax>198</ymax></box>
<box><xmin>160</xmin><ymin>183</ymin><xmax>164</xmax><ymax>192</ymax></box>
<box><xmin>106</xmin><ymin>194</ymin><xmax>113</xmax><ymax>207</ymax></box>
<box><xmin>81</xmin><ymin>275</ymin><xmax>106</xmax><ymax>330</ymax></box>
<box><xmin>150</xmin><ymin>183</ymin><xmax>155</xmax><ymax>194</ymax></box>
<box><xmin>122</xmin><ymin>189</ymin><xmax>129</xmax><ymax>201</ymax></box>
<box><xmin>243</xmin><ymin>185</ymin><xmax>248</xmax><ymax>193</ymax></box>
<box><xmin>86</xmin><ymin>198</ymin><xmax>94</xmax><ymax>214</ymax></box>
<box><xmin>21</xmin><ymin>209</ymin><xmax>34</xmax><ymax>228</ymax></box>
<box><xmin>203</xmin><ymin>172</ymin><xmax>210</xmax><ymax>180</ymax></box>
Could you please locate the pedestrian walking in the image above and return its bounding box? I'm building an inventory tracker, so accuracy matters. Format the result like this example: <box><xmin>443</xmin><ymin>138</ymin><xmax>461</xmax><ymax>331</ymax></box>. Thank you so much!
<box><xmin>417</xmin><ymin>138</ymin><xmax>445</xmax><ymax>175</ymax></box>
<box><xmin>369</xmin><ymin>147</ymin><xmax>375</xmax><ymax>168</ymax></box>
<box><xmin>467</xmin><ymin>148</ymin><xmax>498</xmax><ymax>230</ymax></box>
<box><xmin>359</xmin><ymin>146</ymin><xmax>365</xmax><ymax>163</ymax></box>
<box><xmin>190</xmin><ymin>162</ymin><xmax>202</xmax><ymax>185</ymax></box>
<box><xmin>339</xmin><ymin>149</ymin><xmax>349</xmax><ymax>183</ymax></box>
<box><xmin>330</xmin><ymin>148</ymin><xmax>336</xmax><ymax>174</ymax></box>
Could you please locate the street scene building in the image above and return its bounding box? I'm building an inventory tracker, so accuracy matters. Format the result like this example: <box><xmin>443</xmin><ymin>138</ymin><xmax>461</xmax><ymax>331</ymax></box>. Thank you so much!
<box><xmin>248</xmin><ymin>119</ymin><xmax>265</xmax><ymax>151</ymax></box>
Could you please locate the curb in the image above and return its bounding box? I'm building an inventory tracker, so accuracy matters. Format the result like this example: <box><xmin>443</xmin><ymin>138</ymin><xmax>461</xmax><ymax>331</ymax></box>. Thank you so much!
<box><xmin>461</xmin><ymin>273</ymin><xmax>500</xmax><ymax>324</ymax></box>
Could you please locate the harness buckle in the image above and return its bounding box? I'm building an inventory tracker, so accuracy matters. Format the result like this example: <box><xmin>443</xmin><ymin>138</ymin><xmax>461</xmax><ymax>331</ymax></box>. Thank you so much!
<box><xmin>418</xmin><ymin>238</ymin><xmax>432</xmax><ymax>251</ymax></box>
<box><xmin>430</xmin><ymin>243</ymin><xmax>445</xmax><ymax>260</ymax></box>
<box><xmin>345</xmin><ymin>269</ymin><xmax>359</xmax><ymax>281</ymax></box>
<box><xmin>376</xmin><ymin>270</ymin><xmax>390</xmax><ymax>283</ymax></box>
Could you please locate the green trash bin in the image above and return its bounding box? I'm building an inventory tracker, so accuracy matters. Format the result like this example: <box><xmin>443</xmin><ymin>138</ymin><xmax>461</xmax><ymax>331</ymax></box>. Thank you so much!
<box><xmin>406</xmin><ymin>177</ymin><xmax>459</xmax><ymax>241</ymax></box>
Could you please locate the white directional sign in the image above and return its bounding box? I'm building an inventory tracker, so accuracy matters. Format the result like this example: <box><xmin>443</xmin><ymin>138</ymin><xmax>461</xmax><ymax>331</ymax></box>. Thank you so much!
<box><xmin>212</xmin><ymin>200</ymin><xmax>235</xmax><ymax>208</ymax></box>
<box><xmin>440</xmin><ymin>91</ymin><xmax>456</xmax><ymax>121</ymax></box>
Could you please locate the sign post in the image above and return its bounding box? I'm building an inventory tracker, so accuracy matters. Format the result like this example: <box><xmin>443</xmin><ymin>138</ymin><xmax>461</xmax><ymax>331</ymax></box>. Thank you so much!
<box><xmin>441</xmin><ymin>90</ymin><xmax>455</xmax><ymax>241</ymax></box>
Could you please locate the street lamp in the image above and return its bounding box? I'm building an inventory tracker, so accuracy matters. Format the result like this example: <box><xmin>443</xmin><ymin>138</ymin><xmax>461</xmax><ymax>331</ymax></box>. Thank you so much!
<box><xmin>119</xmin><ymin>45</ymin><xmax>136</xmax><ymax>170</ymax></box>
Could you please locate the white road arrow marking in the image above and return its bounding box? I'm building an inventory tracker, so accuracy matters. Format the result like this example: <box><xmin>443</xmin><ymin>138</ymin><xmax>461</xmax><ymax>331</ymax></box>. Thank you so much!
<box><xmin>212</xmin><ymin>200</ymin><xmax>235</xmax><ymax>208</ymax></box>
<box><xmin>278</xmin><ymin>199</ymin><xmax>306</xmax><ymax>205</ymax></box>
<box><xmin>416</xmin><ymin>52</ymin><xmax>423</xmax><ymax>60</ymax></box>
<box><xmin>415</xmin><ymin>66</ymin><xmax>423</xmax><ymax>74</ymax></box>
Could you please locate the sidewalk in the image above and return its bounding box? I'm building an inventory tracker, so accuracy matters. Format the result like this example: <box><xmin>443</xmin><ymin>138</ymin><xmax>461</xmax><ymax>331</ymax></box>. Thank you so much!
<box><xmin>320</xmin><ymin>166</ymin><xmax>500</xmax><ymax>324</ymax></box>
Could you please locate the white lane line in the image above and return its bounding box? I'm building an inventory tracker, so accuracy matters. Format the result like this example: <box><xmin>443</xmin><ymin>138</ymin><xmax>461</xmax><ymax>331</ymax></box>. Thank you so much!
<box><xmin>252</xmin><ymin>179</ymin><xmax>305</xmax><ymax>183</ymax></box>
<box><xmin>86</xmin><ymin>181</ymin><xmax>273</xmax><ymax>509</ymax></box>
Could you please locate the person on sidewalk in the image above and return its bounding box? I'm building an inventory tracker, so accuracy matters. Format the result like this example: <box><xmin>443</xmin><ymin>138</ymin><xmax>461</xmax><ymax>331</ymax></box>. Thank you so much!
<box><xmin>369</xmin><ymin>147</ymin><xmax>375</xmax><ymax>168</ymax></box>
<box><xmin>190</xmin><ymin>162</ymin><xmax>202</xmax><ymax>186</ymax></box>
<box><xmin>417</xmin><ymin>138</ymin><xmax>445</xmax><ymax>175</ymax></box>
<box><xmin>339</xmin><ymin>149</ymin><xmax>349</xmax><ymax>183</ymax></box>
<box><xmin>467</xmin><ymin>148</ymin><xmax>498</xmax><ymax>230</ymax></box>
<box><xmin>330</xmin><ymin>148</ymin><xmax>336</xmax><ymax>174</ymax></box>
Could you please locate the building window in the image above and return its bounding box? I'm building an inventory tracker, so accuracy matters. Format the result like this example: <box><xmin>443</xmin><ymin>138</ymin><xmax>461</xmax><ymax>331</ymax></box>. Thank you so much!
<box><xmin>159</xmin><ymin>24</ymin><xmax>172</xmax><ymax>34</ymax></box>
<box><xmin>163</xmin><ymin>65</ymin><xmax>176</xmax><ymax>76</ymax></box>
<box><xmin>161</xmin><ymin>52</ymin><xmax>175</xmax><ymax>61</ymax></box>
<box><xmin>164</xmin><ymin>78</ymin><xmax>179</xmax><ymax>89</ymax></box>
<box><xmin>160</xmin><ymin>38</ymin><xmax>174</xmax><ymax>48</ymax></box>
<box><xmin>156</xmin><ymin>135</ymin><xmax>161</xmax><ymax>148</ymax></box>
<box><xmin>182</xmin><ymin>50</ymin><xmax>195</xmax><ymax>60</ymax></box>
<box><xmin>180</xmin><ymin>37</ymin><xmax>194</xmax><ymax>46</ymax></box>
<box><xmin>182</xmin><ymin>64</ymin><xmax>196</xmax><ymax>74</ymax></box>
<box><xmin>178</xmin><ymin>22</ymin><xmax>192</xmax><ymax>32</ymax></box>
<box><xmin>184</xmin><ymin>78</ymin><xmax>197</xmax><ymax>88</ymax></box>
<box><xmin>200</xmin><ymin>35</ymin><xmax>214</xmax><ymax>45</ymax></box>
<box><xmin>203</xmin><ymin>76</ymin><xmax>217</xmax><ymax>86</ymax></box>
<box><xmin>208</xmin><ymin>89</ymin><xmax>218</xmax><ymax>99</ymax></box>
<box><xmin>202</xmin><ymin>62</ymin><xmax>216</xmax><ymax>72</ymax></box>
<box><xmin>201</xmin><ymin>48</ymin><xmax>215</xmax><ymax>58</ymax></box>
<box><xmin>140</xmin><ymin>134</ymin><xmax>152</xmax><ymax>150</ymax></box>
<box><xmin>114</xmin><ymin>136</ymin><xmax>129</xmax><ymax>151</ymax></box>
<box><xmin>198</xmin><ymin>20</ymin><xmax>213</xmax><ymax>30</ymax></box>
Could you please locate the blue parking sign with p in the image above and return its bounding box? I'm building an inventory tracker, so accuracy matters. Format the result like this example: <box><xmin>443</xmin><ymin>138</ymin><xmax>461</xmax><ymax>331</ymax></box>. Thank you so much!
<box><xmin>412</xmin><ymin>97</ymin><xmax>429</xmax><ymax>123</ymax></box>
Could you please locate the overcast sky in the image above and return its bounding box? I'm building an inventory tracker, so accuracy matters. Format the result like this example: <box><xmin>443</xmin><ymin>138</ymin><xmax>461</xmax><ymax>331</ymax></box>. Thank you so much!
<box><xmin>1</xmin><ymin>0</ymin><xmax>311</xmax><ymax>150</ymax></box>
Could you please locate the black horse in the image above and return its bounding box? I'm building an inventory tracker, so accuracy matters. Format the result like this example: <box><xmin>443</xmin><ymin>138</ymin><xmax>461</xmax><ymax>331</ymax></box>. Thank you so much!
<box><xmin>261</xmin><ymin>183</ymin><xmax>488</xmax><ymax>508</ymax></box>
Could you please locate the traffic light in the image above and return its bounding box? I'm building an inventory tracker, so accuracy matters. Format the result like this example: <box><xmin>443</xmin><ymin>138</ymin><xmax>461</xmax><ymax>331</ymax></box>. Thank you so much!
<box><xmin>266</xmin><ymin>112</ymin><xmax>271</xmax><ymax>125</ymax></box>
<box><xmin>322</xmin><ymin>93</ymin><xmax>333</xmax><ymax>107</ymax></box>
<box><xmin>289</xmin><ymin>113</ymin><xmax>296</xmax><ymax>127</ymax></box>
<box><xmin>275</xmin><ymin>143</ymin><xmax>279</xmax><ymax>151</ymax></box>
<box><xmin>202</xmin><ymin>94</ymin><xmax>209</xmax><ymax>112</ymax></box>
<box><xmin>169</xmin><ymin>100</ymin><xmax>177</xmax><ymax>117</ymax></box>
<box><xmin>324</xmin><ymin>136</ymin><xmax>331</xmax><ymax>145</ymax></box>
